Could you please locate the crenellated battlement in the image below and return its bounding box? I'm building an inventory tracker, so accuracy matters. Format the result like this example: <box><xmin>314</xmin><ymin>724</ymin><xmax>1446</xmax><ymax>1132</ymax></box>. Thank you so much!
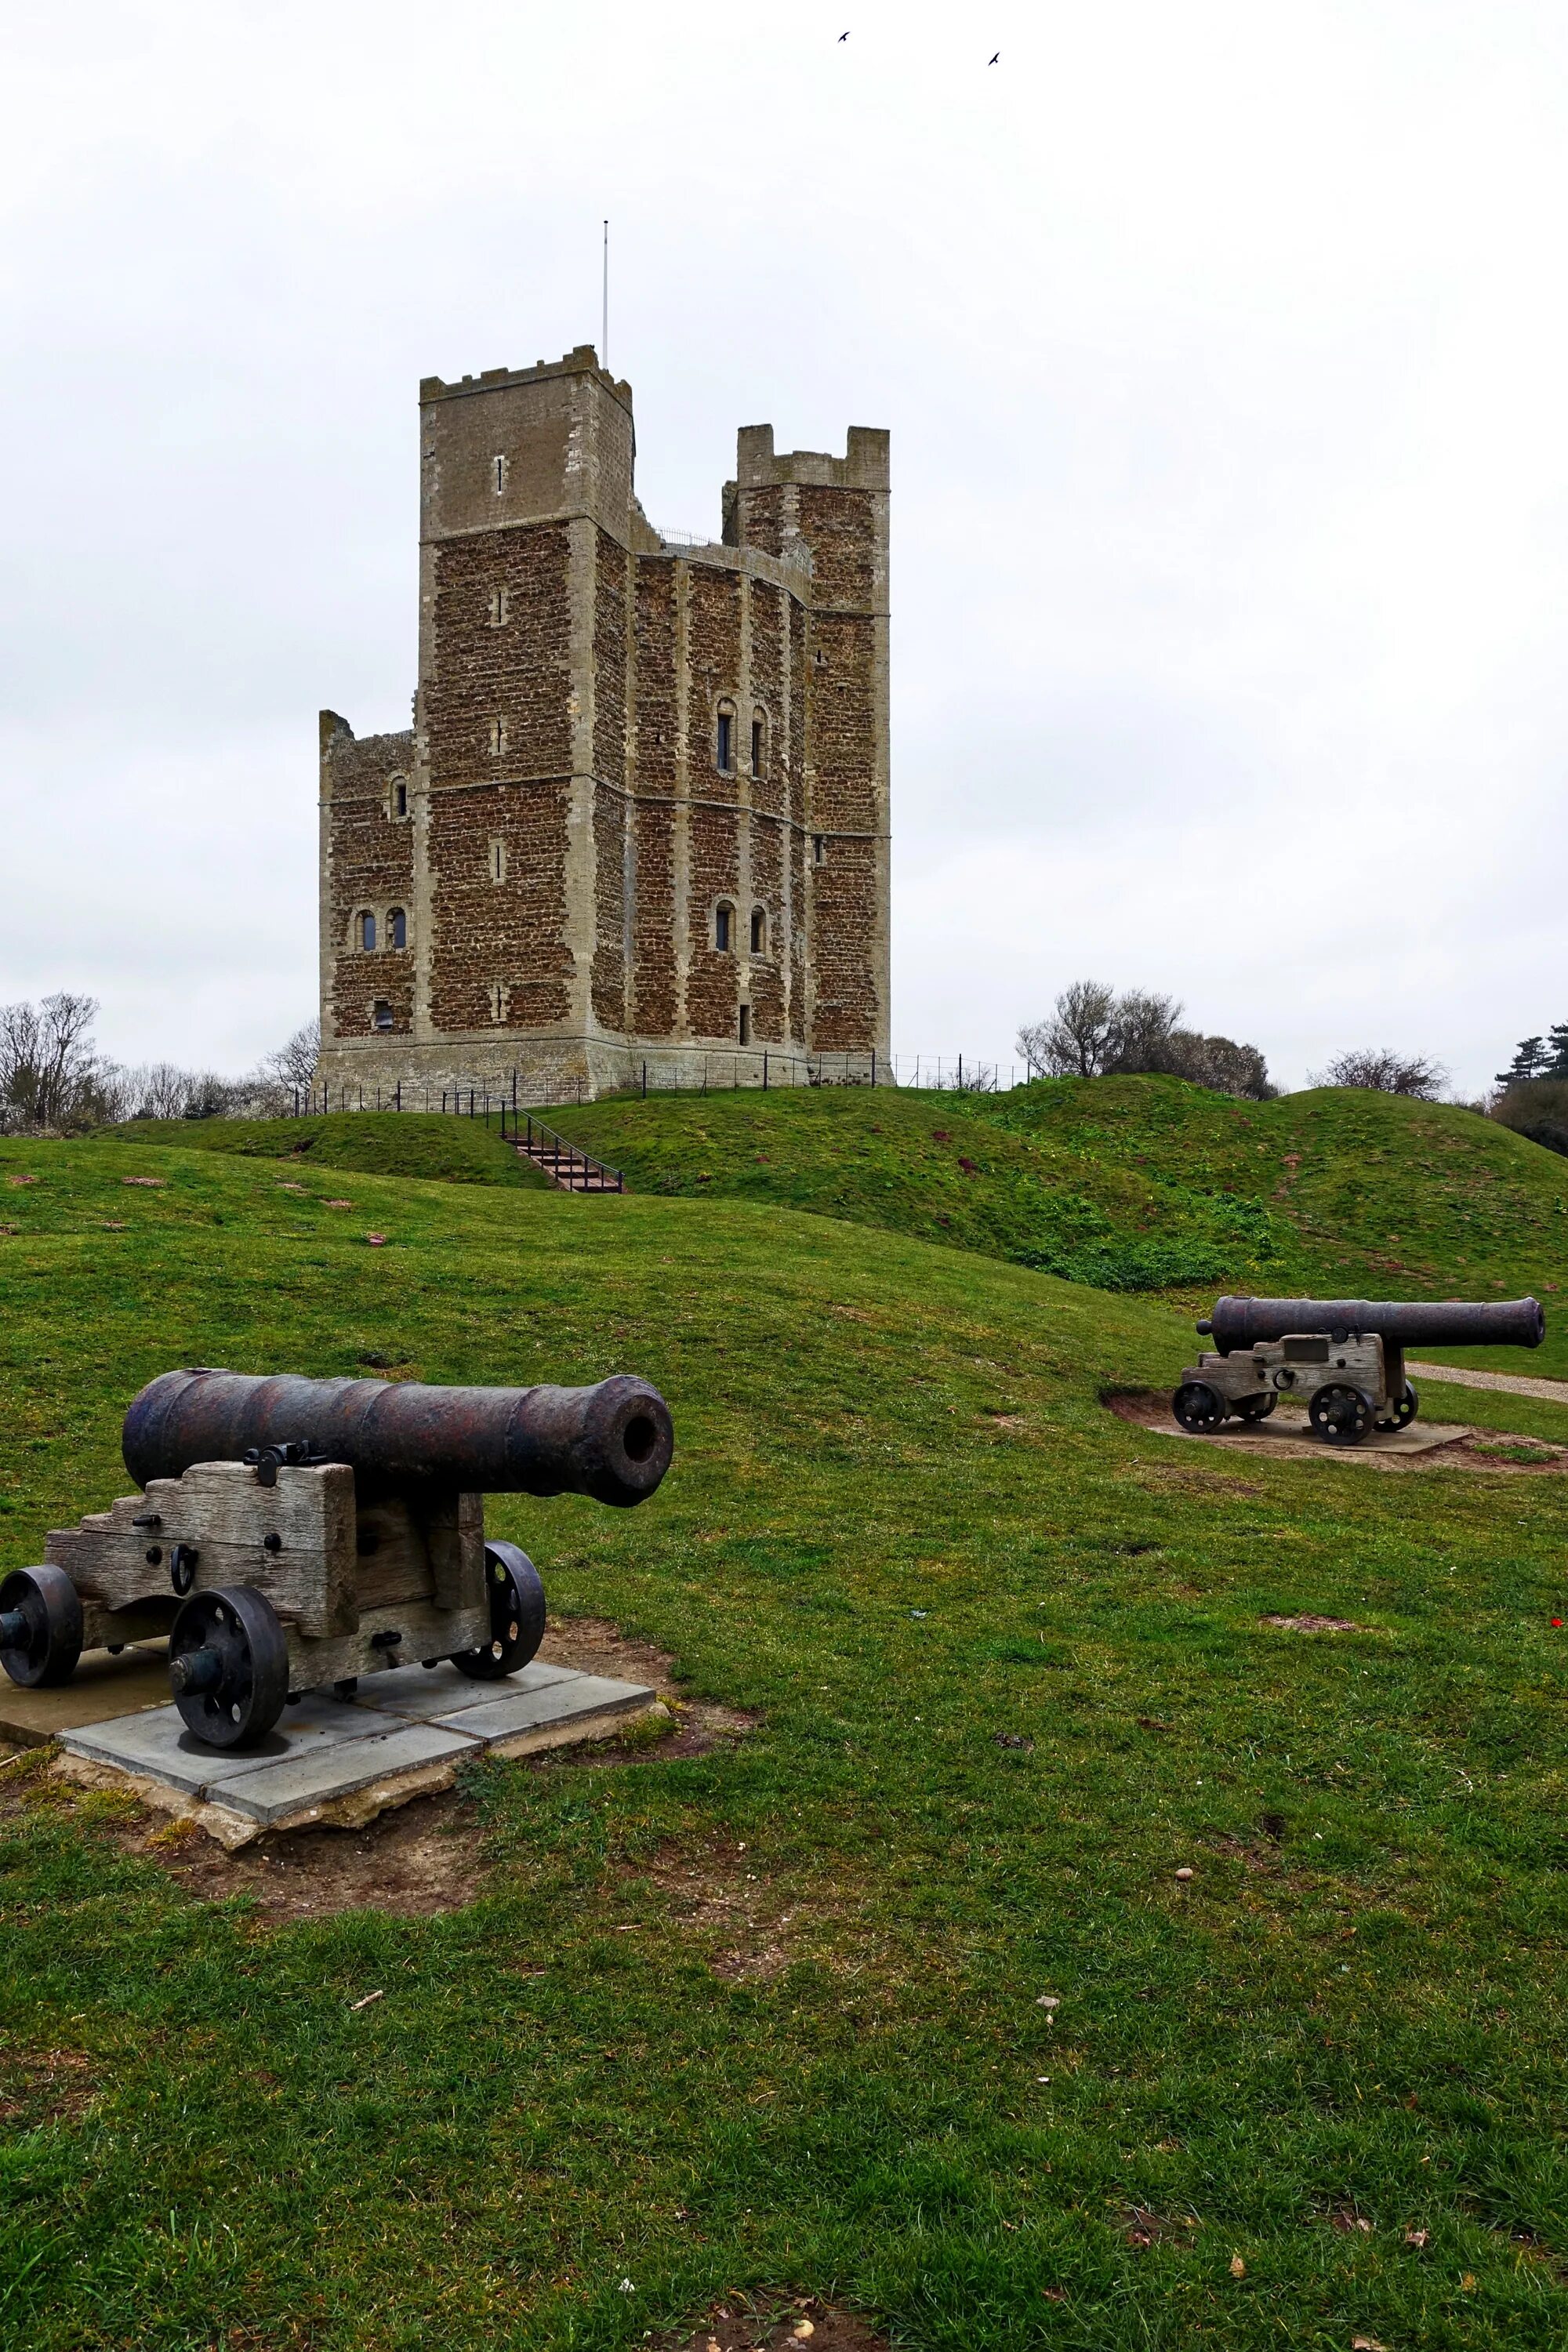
<box><xmin>419</xmin><ymin>345</ymin><xmax>632</xmax><ymax>416</ymax></box>
<box><xmin>733</xmin><ymin>423</ymin><xmax>890</xmax><ymax>492</ymax></box>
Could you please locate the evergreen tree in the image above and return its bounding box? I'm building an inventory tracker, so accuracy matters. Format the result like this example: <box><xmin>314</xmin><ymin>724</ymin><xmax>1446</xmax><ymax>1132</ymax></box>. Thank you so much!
<box><xmin>1497</xmin><ymin>1036</ymin><xmax>1549</xmax><ymax>1087</ymax></box>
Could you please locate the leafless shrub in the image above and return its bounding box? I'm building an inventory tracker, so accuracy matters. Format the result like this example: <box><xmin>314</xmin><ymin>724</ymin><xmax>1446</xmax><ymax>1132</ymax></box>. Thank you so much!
<box><xmin>262</xmin><ymin>1019</ymin><xmax>319</xmax><ymax>1096</ymax></box>
<box><xmin>1018</xmin><ymin>982</ymin><xmax>1272</xmax><ymax>1098</ymax></box>
<box><xmin>1018</xmin><ymin>981</ymin><xmax>1120</xmax><ymax>1078</ymax></box>
<box><xmin>0</xmin><ymin>993</ymin><xmax>111</xmax><ymax>1131</ymax></box>
<box><xmin>1312</xmin><ymin>1047</ymin><xmax>1448</xmax><ymax>1099</ymax></box>
<box><xmin>1163</xmin><ymin>1030</ymin><xmax>1276</xmax><ymax>1100</ymax></box>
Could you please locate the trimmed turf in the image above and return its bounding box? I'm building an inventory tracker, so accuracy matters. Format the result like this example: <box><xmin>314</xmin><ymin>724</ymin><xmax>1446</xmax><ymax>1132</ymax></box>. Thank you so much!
<box><xmin>103</xmin><ymin>1110</ymin><xmax>550</xmax><ymax>1191</ymax></box>
<box><xmin>1</xmin><ymin>1134</ymin><xmax>1566</xmax><ymax>2348</ymax></box>
<box><xmin>548</xmin><ymin>1080</ymin><xmax>1568</xmax><ymax>1374</ymax></box>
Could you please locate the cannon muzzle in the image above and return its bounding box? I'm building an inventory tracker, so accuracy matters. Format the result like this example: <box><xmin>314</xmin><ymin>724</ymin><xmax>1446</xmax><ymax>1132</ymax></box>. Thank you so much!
<box><xmin>1200</xmin><ymin>1295</ymin><xmax>1545</xmax><ymax>1356</ymax></box>
<box><xmin>123</xmin><ymin>1368</ymin><xmax>673</xmax><ymax>1508</ymax></box>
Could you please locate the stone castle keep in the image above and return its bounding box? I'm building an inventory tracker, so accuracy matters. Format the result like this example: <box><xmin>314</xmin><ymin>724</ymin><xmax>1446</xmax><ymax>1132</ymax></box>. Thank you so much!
<box><xmin>317</xmin><ymin>346</ymin><xmax>889</xmax><ymax>1102</ymax></box>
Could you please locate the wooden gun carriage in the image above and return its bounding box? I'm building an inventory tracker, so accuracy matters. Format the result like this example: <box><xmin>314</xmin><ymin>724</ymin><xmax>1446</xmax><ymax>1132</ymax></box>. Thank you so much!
<box><xmin>1173</xmin><ymin>1294</ymin><xmax>1544</xmax><ymax>1446</ymax></box>
<box><xmin>0</xmin><ymin>1367</ymin><xmax>673</xmax><ymax>1747</ymax></box>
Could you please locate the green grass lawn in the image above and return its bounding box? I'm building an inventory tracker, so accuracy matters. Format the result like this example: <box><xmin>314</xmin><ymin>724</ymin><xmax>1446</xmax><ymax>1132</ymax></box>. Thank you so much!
<box><xmin>2</xmin><ymin>1130</ymin><xmax>1566</xmax><ymax>2348</ymax></box>
<box><xmin>550</xmin><ymin>1079</ymin><xmax>1568</xmax><ymax>1376</ymax></box>
<box><xmin>105</xmin><ymin>1109</ymin><xmax>549</xmax><ymax>1191</ymax></box>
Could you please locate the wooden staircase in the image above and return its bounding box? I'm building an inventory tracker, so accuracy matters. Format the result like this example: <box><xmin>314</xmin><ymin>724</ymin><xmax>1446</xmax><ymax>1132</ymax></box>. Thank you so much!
<box><xmin>505</xmin><ymin>1110</ymin><xmax>626</xmax><ymax>1194</ymax></box>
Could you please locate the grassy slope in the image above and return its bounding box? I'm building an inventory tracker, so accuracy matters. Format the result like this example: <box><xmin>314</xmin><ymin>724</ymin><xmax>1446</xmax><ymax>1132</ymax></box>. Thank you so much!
<box><xmin>551</xmin><ymin>1080</ymin><xmax>1568</xmax><ymax>1376</ymax></box>
<box><xmin>105</xmin><ymin>1109</ymin><xmax>550</xmax><ymax>1190</ymax></box>
<box><xmin>2</xmin><ymin>1136</ymin><xmax>1566</xmax><ymax>2349</ymax></box>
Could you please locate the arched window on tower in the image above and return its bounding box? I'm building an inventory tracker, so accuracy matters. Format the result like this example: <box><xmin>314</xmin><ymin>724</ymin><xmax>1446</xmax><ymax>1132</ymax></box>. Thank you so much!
<box><xmin>714</xmin><ymin>902</ymin><xmax>733</xmax><ymax>953</ymax></box>
<box><xmin>750</xmin><ymin>906</ymin><xmax>767</xmax><ymax>955</ymax></box>
<box><xmin>358</xmin><ymin>911</ymin><xmax>376</xmax><ymax>952</ymax></box>
<box><xmin>751</xmin><ymin>710</ymin><xmax>766</xmax><ymax>777</ymax></box>
<box><xmin>388</xmin><ymin>908</ymin><xmax>407</xmax><ymax>950</ymax></box>
<box><xmin>716</xmin><ymin>699</ymin><xmax>736</xmax><ymax>775</ymax></box>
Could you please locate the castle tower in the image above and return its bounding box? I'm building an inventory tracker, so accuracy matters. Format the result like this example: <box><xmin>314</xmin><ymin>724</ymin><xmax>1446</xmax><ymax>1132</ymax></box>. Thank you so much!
<box><xmin>318</xmin><ymin>348</ymin><xmax>889</xmax><ymax>1102</ymax></box>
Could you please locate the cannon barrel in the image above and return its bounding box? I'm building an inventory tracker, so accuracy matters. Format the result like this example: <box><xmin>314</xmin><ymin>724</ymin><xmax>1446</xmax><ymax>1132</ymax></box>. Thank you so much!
<box><xmin>122</xmin><ymin>1367</ymin><xmax>673</xmax><ymax>1508</ymax></box>
<box><xmin>1200</xmin><ymin>1295</ymin><xmax>1545</xmax><ymax>1356</ymax></box>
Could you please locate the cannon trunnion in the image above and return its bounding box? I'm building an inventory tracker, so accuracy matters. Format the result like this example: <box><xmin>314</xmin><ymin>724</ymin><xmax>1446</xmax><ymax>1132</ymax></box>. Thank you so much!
<box><xmin>1171</xmin><ymin>1295</ymin><xmax>1544</xmax><ymax>1447</ymax></box>
<box><xmin>0</xmin><ymin>1367</ymin><xmax>673</xmax><ymax>1748</ymax></box>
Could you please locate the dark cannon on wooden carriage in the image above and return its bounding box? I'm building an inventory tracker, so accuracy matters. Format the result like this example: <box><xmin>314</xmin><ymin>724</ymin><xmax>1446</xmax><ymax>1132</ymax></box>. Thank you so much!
<box><xmin>1172</xmin><ymin>1294</ymin><xmax>1545</xmax><ymax>1446</ymax></box>
<box><xmin>0</xmin><ymin>1367</ymin><xmax>673</xmax><ymax>1746</ymax></box>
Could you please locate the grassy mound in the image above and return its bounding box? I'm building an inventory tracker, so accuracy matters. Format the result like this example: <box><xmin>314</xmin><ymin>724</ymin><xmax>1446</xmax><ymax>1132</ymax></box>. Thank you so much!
<box><xmin>550</xmin><ymin>1079</ymin><xmax>1568</xmax><ymax>1368</ymax></box>
<box><xmin>105</xmin><ymin>1109</ymin><xmax>548</xmax><ymax>1189</ymax></box>
<box><xmin>2</xmin><ymin>1134</ymin><xmax>1567</xmax><ymax>2347</ymax></box>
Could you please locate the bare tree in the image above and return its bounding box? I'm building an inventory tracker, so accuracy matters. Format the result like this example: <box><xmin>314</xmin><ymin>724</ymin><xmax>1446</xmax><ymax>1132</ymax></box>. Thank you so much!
<box><xmin>1164</xmin><ymin>1030</ymin><xmax>1276</xmax><ymax>1100</ymax></box>
<box><xmin>1107</xmin><ymin>989</ymin><xmax>1182</xmax><ymax>1073</ymax></box>
<box><xmin>0</xmin><ymin>993</ymin><xmax>107</xmax><ymax>1129</ymax></box>
<box><xmin>263</xmin><ymin>1018</ymin><xmax>320</xmax><ymax>1095</ymax></box>
<box><xmin>1018</xmin><ymin>980</ymin><xmax>1118</xmax><ymax>1078</ymax></box>
<box><xmin>1314</xmin><ymin>1047</ymin><xmax>1448</xmax><ymax>1100</ymax></box>
<box><xmin>1018</xmin><ymin>980</ymin><xmax>1272</xmax><ymax>1097</ymax></box>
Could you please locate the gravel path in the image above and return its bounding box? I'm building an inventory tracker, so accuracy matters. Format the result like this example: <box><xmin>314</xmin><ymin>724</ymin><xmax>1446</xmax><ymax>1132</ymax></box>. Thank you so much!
<box><xmin>1408</xmin><ymin>1359</ymin><xmax>1568</xmax><ymax>1403</ymax></box>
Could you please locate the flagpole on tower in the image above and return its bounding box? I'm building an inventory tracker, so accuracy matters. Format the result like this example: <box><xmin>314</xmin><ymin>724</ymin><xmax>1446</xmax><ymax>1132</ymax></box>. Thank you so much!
<box><xmin>602</xmin><ymin>220</ymin><xmax>609</xmax><ymax>368</ymax></box>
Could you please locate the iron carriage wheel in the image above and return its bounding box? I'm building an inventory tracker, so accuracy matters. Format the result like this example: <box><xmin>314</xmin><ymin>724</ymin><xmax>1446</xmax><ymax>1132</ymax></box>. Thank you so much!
<box><xmin>1375</xmin><ymin>1381</ymin><xmax>1419</xmax><ymax>1432</ymax></box>
<box><xmin>1234</xmin><ymin>1394</ymin><xmax>1277</xmax><ymax>1422</ymax></box>
<box><xmin>1172</xmin><ymin>1381</ymin><xmax>1228</xmax><ymax>1434</ymax></box>
<box><xmin>168</xmin><ymin>1584</ymin><xmax>290</xmax><ymax>1748</ymax></box>
<box><xmin>0</xmin><ymin>1564</ymin><xmax>83</xmax><ymax>1690</ymax></box>
<box><xmin>452</xmin><ymin>1541</ymin><xmax>546</xmax><ymax>1682</ymax></box>
<box><xmin>1308</xmin><ymin>1382</ymin><xmax>1375</xmax><ymax>1446</ymax></box>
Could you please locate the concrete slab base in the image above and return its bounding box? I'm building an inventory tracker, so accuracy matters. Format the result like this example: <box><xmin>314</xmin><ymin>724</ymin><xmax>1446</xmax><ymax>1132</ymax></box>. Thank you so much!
<box><xmin>53</xmin><ymin>1657</ymin><xmax>659</xmax><ymax>1841</ymax></box>
<box><xmin>0</xmin><ymin>1642</ymin><xmax>172</xmax><ymax>1750</ymax></box>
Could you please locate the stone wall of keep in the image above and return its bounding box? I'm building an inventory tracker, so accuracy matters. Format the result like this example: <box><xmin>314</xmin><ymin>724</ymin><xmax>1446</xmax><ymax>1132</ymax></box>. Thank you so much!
<box><xmin>593</xmin><ymin>535</ymin><xmax>630</xmax><ymax>783</ymax></box>
<box><xmin>684</xmin><ymin>567</ymin><xmax>742</xmax><ymax>801</ymax></box>
<box><xmin>630</xmin><ymin>557</ymin><xmax>678</xmax><ymax>794</ymax></box>
<box><xmin>591</xmin><ymin>787</ymin><xmax>629</xmax><ymax>1029</ymax></box>
<box><xmin>428</xmin><ymin>779</ymin><xmax>572</xmax><ymax>1031</ymax></box>
<box><xmin>426</xmin><ymin>526</ymin><xmax>572</xmax><ymax>785</ymax></box>
<box><xmin>630</xmin><ymin>799</ymin><xmax>678</xmax><ymax>1036</ymax></box>
<box><xmin>321</xmin><ymin>360</ymin><xmax>887</xmax><ymax>1092</ymax></box>
<box><xmin>685</xmin><ymin>804</ymin><xmax>741</xmax><ymax>1040</ymax></box>
<box><xmin>322</xmin><ymin>725</ymin><xmax>416</xmax><ymax>1043</ymax></box>
<box><xmin>808</xmin><ymin>833</ymin><xmax>880</xmax><ymax>1052</ymax></box>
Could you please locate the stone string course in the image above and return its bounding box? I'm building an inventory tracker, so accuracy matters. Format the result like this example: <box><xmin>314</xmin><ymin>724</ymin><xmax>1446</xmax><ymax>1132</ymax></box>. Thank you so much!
<box><xmin>319</xmin><ymin>346</ymin><xmax>889</xmax><ymax>1105</ymax></box>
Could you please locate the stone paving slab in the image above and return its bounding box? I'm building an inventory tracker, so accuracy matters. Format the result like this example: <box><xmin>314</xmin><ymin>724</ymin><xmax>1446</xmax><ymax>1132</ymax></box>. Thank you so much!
<box><xmin>60</xmin><ymin>1693</ymin><xmax>406</xmax><ymax>1796</ymax></box>
<box><xmin>52</xmin><ymin>1663</ymin><xmax>658</xmax><ymax>1824</ymax></box>
<box><xmin>431</xmin><ymin>1672</ymin><xmax>653</xmax><ymax>1744</ymax></box>
<box><xmin>0</xmin><ymin>1643</ymin><xmax>172</xmax><ymax>1748</ymax></box>
<box><xmin>213</xmin><ymin>1722</ymin><xmax>482</xmax><ymax>1826</ymax></box>
<box><xmin>353</xmin><ymin>1658</ymin><xmax>578</xmax><ymax>1719</ymax></box>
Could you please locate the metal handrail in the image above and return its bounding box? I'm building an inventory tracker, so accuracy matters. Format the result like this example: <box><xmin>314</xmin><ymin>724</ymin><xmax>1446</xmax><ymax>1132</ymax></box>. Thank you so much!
<box><xmin>502</xmin><ymin>1107</ymin><xmax>624</xmax><ymax>1192</ymax></box>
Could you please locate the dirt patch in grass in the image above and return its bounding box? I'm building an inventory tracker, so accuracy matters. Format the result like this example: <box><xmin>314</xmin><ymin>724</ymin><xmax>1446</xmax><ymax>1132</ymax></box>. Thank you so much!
<box><xmin>538</xmin><ymin>1616</ymin><xmax>758</xmax><ymax>1759</ymax></box>
<box><xmin>637</xmin><ymin>1835</ymin><xmax>858</xmax><ymax>1984</ymax></box>
<box><xmin>1261</xmin><ymin>1613</ymin><xmax>1365</xmax><ymax>1634</ymax></box>
<box><xmin>652</xmin><ymin>2295</ymin><xmax>887</xmax><ymax>2352</ymax></box>
<box><xmin>1109</xmin><ymin>1389</ymin><xmax>1568</xmax><ymax>1473</ymax></box>
<box><xmin>0</xmin><ymin>2043</ymin><xmax>98</xmax><ymax>2128</ymax></box>
<box><xmin>1134</xmin><ymin>1465</ymin><xmax>1264</xmax><ymax>1498</ymax></box>
<box><xmin>11</xmin><ymin>1618</ymin><xmax>757</xmax><ymax>1922</ymax></box>
<box><xmin>1124</xmin><ymin>2206</ymin><xmax>1199</xmax><ymax>2249</ymax></box>
<box><xmin>125</xmin><ymin>1786</ymin><xmax>488</xmax><ymax>1922</ymax></box>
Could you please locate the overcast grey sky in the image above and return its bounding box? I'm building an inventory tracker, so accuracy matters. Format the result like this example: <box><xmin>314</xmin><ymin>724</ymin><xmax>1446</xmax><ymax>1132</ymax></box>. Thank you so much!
<box><xmin>4</xmin><ymin>0</ymin><xmax>1564</xmax><ymax>1094</ymax></box>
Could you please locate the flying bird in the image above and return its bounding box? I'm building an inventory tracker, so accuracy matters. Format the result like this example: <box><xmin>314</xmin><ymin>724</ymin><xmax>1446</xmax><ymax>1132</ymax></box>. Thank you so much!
<box><xmin>839</xmin><ymin>28</ymin><xmax>850</xmax><ymax>39</ymax></box>
<box><xmin>989</xmin><ymin>51</ymin><xmax>1000</xmax><ymax>64</ymax></box>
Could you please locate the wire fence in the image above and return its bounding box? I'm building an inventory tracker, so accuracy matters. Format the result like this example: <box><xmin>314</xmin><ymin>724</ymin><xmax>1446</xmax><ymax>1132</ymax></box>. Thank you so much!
<box><xmin>289</xmin><ymin>1051</ymin><xmax>1030</xmax><ymax>1120</ymax></box>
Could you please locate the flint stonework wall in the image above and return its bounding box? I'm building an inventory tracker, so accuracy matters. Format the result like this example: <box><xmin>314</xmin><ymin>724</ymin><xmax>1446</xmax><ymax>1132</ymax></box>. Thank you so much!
<box><xmin>318</xmin><ymin>350</ymin><xmax>888</xmax><ymax>1103</ymax></box>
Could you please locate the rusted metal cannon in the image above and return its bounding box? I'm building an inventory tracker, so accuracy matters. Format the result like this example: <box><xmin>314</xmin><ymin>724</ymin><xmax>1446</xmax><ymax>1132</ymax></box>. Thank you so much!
<box><xmin>0</xmin><ymin>1367</ymin><xmax>673</xmax><ymax>1747</ymax></box>
<box><xmin>1173</xmin><ymin>1294</ymin><xmax>1544</xmax><ymax>1446</ymax></box>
